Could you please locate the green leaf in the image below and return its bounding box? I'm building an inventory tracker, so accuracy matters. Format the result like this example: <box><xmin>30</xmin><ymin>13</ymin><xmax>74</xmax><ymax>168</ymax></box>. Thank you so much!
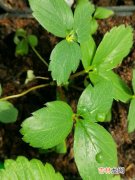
<box><xmin>74</xmin><ymin>2</ymin><xmax>94</xmax><ymax>43</ymax></box>
<box><xmin>107</xmin><ymin>71</ymin><xmax>132</xmax><ymax>102</ymax></box>
<box><xmin>15</xmin><ymin>39</ymin><xmax>29</xmax><ymax>56</ymax></box>
<box><xmin>128</xmin><ymin>99</ymin><xmax>135</xmax><ymax>133</ymax></box>
<box><xmin>74</xmin><ymin>120</ymin><xmax>118</xmax><ymax>180</ymax></box>
<box><xmin>90</xmin><ymin>18</ymin><xmax>99</xmax><ymax>35</ymax></box>
<box><xmin>105</xmin><ymin>109</ymin><xmax>112</xmax><ymax>122</ymax></box>
<box><xmin>112</xmin><ymin>175</ymin><xmax>121</xmax><ymax>180</ymax></box>
<box><xmin>49</xmin><ymin>40</ymin><xmax>81</xmax><ymax>85</ymax></box>
<box><xmin>21</xmin><ymin>101</ymin><xmax>73</xmax><ymax>149</ymax></box>
<box><xmin>0</xmin><ymin>156</ymin><xmax>64</xmax><ymax>180</ymax></box>
<box><xmin>92</xmin><ymin>25</ymin><xmax>133</xmax><ymax>71</ymax></box>
<box><xmin>15</xmin><ymin>28</ymin><xmax>27</xmax><ymax>38</ymax></box>
<box><xmin>77</xmin><ymin>81</ymin><xmax>113</xmax><ymax>122</ymax></box>
<box><xmin>77</xmin><ymin>0</ymin><xmax>89</xmax><ymax>5</ymax></box>
<box><xmin>89</xmin><ymin>70</ymin><xmax>132</xmax><ymax>103</ymax></box>
<box><xmin>132</xmin><ymin>69</ymin><xmax>135</xmax><ymax>93</ymax></box>
<box><xmin>0</xmin><ymin>101</ymin><xmax>18</xmax><ymax>123</ymax></box>
<box><xmin>29</xmin><ymin>0</ymin><xmax>74</xmax><ymax>38</ymax></box>
<box><xmin>27</xmin><ymin>35</ymin><xmax>38</xmax><ymax>47</ymax></box>
<box><xmin>94</xmin><ymin>7</ymin><xmax>114</xmax><ymax>19</ymax></box>
<box><xmin>80</xmin><ymin>36</ymin><xmax>96</xmax><ymax>69</ymax></box>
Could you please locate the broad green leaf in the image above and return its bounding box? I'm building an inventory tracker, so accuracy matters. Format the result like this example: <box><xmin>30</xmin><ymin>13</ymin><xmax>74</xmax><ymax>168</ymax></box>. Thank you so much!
<box><xmin>128</xmin><ymin>99</ymin><xmax>135</xmax><ymax>133</ymax></box>
<box><xmin>27</xmin><ymin>35</ymin><xmax>38</xmax><ymax>47</ymax></box>
<box><xmin>77</xmin><ymin>0</ymin><xmax>89</xmax><ymax>5</ymax></box>
<box><xmin>94</xmin><ymin>7</ymin><xmax>114</xmax><ymax>19</ymax></box>
<box><xmin>74</xmin><ymin>120</ymin><xmax>118</xmax><ymax>180</ymax></box>
<box><xmin>107</xmin><ymin>71</ymin><xmax>132</xmax><ymax>102</ymax></box>
<box><xmin>89</xmin><ymin>70</ymin><xmax>132</xmax><ymax>103</ymax></box>
<box><xmin>105</xmin><ymin>109</ymin><xmax>112</xmax><ymax>122</ymax></box>
<box><xmin>90</xmin><ymin>18</ymin><xmax>99</xmax><ymax>35</ymax></box>
<box><xmin>0</xmin><ymin>101</ymin><xmax>18</xmax><ymax>123</ymax></box>
<box><xmin>92</xmin><ymin>25</ymin><xmax>133</xmax><ymax>71</ymax></box>
<box><xmin>15</xmin><ymin>39</ymin><xmax>29</xmax><ymax>56</ymax></box>
<box><xmin>0</xmin><ymin>84</ymin><xmax>2</xmax><ymax>97</ymax></box>
<box><xmin>0</xmin><ymin>156</ymin><xmax>64</xmax><ymax>180</ymax></box>
<box><xmin>112</xmin><ymin>175</ymin><xmax>121</xmax><ymax>180</ymax></box>
<box><xmin>132</xmin><ymin>69</ymin><xmax>135</xmax><ymax>93</ymax></box>
<box><xmin>80</xmin><ymin>36</ymin><xmax>96</xmax><ymax>69</ymax></box>
<box><xmin>49</xmin><ymin>40</ymin><xmax>81</xmax><ymax>85</ymax></box>
<box><xmin>29</xmin><ymin>0</ymin><xmax>74</xmax><ymax>38</ymax></box>
<box><xmin>77</xmin><ymin>81</ymin><xmax>113</xmax><ymax>122</ymax></box>
<box><xmin>21</xmin><ymin>101</ymin><xmax>73</xmax><ymax>149</ymax></box>
<box><xmin>74</xmin><ymin>2</ymin><xmax>94</xmax><ymax>43</ymax></box>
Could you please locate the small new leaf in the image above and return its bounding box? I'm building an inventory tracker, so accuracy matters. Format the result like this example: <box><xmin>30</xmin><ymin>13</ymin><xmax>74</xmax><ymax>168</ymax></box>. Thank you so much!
<box><xmin>21</xmin><ymin>101</ymin><xmax>73</xmax><ymax>149</ymax></box>
<box><xmin>49</xmin><ymin>40</ymin><xmax>81</xmax><ymax>85</ymax></box>
<box><xmin>0</xmin><ymin>156</ymin><xmax>64</xmax><ymax>180</ymax></box>
<box><xmin>29</xmin><ymin>0</ymin><xmax>74</xmax><ymax>38</ymax></box>
<box><xmin>77</xmin><ymin>81</ymin><xmax>113</xmax><ymax>122</ymax></box>
<box><xmin>94</xmin><ymin>7</ymin><xmax>114</xmax><ymax>19</ymax></box>
<box><xmin>128</xmin><ymin>99</ymin><xmax>135</xmax><ymax>133</ymax></box>
<box><xmin>74</xmin><ymin>2</ymin><xmax>94</xmax><ymax>43</ymax></box>
<box><xmin>74</xmin><ymin>120</ymin><xmax>117</xmax><ymax>180</ymax></box>
<box><xmin>15</xmin><ymin>39</ymin><xmax>29</xmax><ymax>56</ymax></box>
<box><xmin>92</xmin><ymin>25</ymin><xmax>133</xmax><ymax>71</ymax></box>
<box><xmin>27</xmin><ymin>35</ymin><xmax>38</xmax><ymax>47</ymax></box>
<box><xmin>89</xmin><ymin>18</ymin><xmax>99</xmax><ymax>35</ymax></box>
<box><xmin>0</xmin><ymin>101</ymin><xmax>18</xmax><ymax>123</ymax></box>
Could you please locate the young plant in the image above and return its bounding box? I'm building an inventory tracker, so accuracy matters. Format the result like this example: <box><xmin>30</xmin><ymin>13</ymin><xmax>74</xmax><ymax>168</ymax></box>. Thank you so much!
<box><xmin>14</xmin><ymin>28</ymin><xmax>38</xmax><ymax>56</ymax></box>
<box><xmin>14</xmin><ymin>28</ymin><xmax>48</xmax><ymax>67</ymax></box>
<box><xmin>0</xmin><ymin>0</ymin><xmax>134</xmax><ymax>179</ymax></box>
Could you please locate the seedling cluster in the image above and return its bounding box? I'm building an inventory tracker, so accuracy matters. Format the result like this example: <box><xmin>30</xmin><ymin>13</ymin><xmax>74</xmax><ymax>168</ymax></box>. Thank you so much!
<box><xmin>0</xmin><ymin>0</ymin><xmax>134</xmax><ymax>179</ymax></box>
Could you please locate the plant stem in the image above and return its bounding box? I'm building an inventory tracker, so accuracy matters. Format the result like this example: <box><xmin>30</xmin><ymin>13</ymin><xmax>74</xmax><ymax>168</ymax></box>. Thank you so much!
<box><xmin>32</xmin><ymin>46</ymin><xmax>49</xmax><ymax>67</ymax></box>
<box><xmin>70</xmin><ymin>66</ymin><xmax>94</xmax><ymax>80</ymax></box>
<box><xmin>0</xmin><ymin>84</ymin><xmax>50</xmax><ymax>101</ymax></box>
<box><xmin>70</xmin><ymin>70</ymin><xmax>86</xmax><ymax>79</ymax></box>
<box><xmin>35</xmin><ymin>76</ymin><xmax>50</xmax><ymax>80</ymax></box>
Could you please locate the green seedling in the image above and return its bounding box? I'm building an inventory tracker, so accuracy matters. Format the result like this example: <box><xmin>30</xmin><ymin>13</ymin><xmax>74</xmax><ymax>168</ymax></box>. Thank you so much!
<box><xmin>14</xmin><ymin>28</ymin><xmax>38</xmax><ymax>56</ymax></box>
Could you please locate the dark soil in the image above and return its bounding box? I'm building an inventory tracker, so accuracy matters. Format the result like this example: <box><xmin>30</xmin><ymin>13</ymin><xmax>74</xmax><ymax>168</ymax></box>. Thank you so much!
<box><xmin>0</xmin><ymin>1</ymin><xmax>135</xmax><ymax>180</ymax></box>
<box><xmin>93</xmin><ymin>0</ymin><xmax>135</xmax><ymax>6</ymax></box>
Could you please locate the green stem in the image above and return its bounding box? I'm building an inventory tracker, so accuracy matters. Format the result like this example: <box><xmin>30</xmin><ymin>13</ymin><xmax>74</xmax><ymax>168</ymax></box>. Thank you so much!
<box><xmin>70</xmin><ymin>66</ymin><xmax>93</xmax><ymax>79</ymax></box>
<box><xmin>0</xmin><ymin>84</ymin><xmax>50</xmax><ymax>101</ymax></box>
<box><xmin>35</xmin><ymin>76</ymin><xmax>50</xmax><ymax>80</ymax></box>
<box><xmin>32</xmin><ymin>46</ymin><xmax>49</xmax><ymax>67</ymax></box>
<box><xmin>70</xmin><ymin>70</ymin><xmax>86</xmax><ymax>79</ymax></box>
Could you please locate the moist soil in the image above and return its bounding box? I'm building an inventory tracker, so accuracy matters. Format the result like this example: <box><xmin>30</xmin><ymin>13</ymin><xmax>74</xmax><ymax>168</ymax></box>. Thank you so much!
<box><xmin>0</xmin><ymin>1</ymin><xmax>135</xmax><ymax>180</ymax></box>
